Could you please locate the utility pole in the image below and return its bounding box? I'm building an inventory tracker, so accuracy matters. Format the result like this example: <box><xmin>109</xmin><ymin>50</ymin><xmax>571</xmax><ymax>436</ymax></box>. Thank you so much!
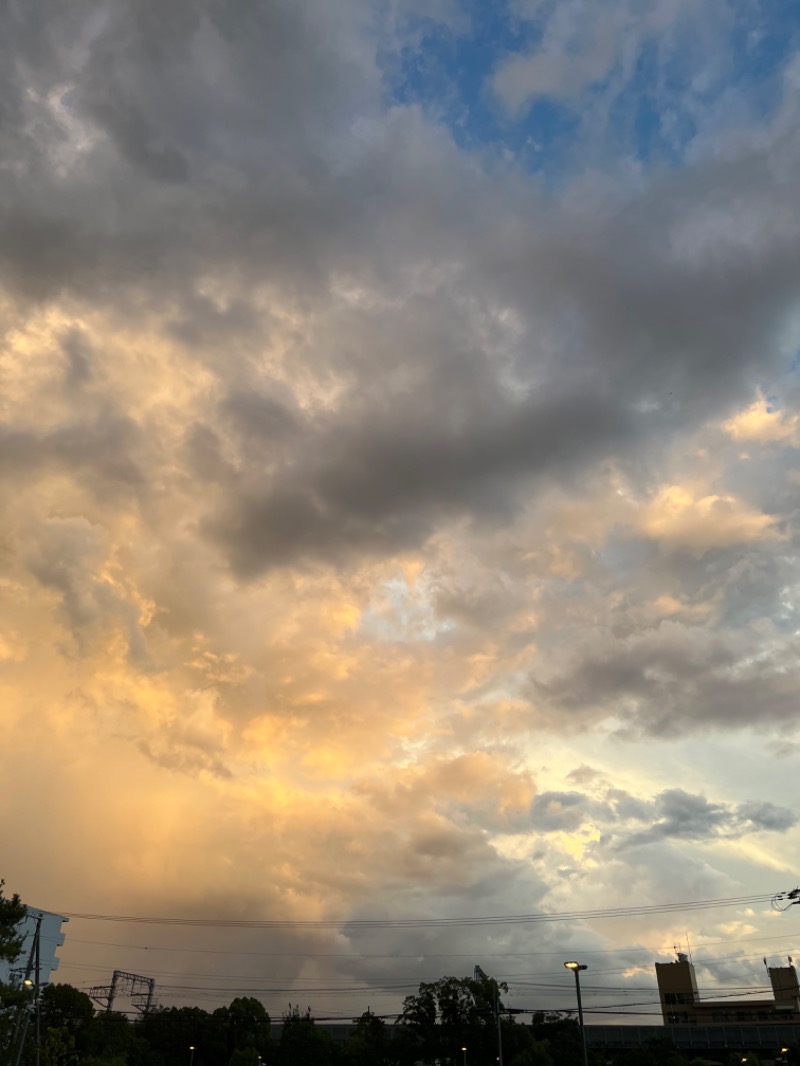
<box><xmin>10</xmin><ymin>914</ymin><xmax>42</xmax><ymax>1066</ymax></box>
<box><xmin>33</xmin><ymin>915</ymin><xmax>41</xmax><ymax>1066</ymax></box>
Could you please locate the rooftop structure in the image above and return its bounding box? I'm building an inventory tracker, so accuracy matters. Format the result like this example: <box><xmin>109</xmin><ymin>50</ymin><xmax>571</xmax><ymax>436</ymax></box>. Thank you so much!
<box><xmin>655</xmin><ymin>952</ymin><xmax>800</xmax><ymax>1026</ymax></box>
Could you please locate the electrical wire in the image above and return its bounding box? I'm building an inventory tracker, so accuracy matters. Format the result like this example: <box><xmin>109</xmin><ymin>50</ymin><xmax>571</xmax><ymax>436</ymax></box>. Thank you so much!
<box><xmin>60</xmin><ymin>924</ymin><xmax>799</xmax><ymax>960</ymax></box>
<box><xmin>58</xmin><ymin>891</ymin><xmax>776</xmax><ymax>930</ymax></box>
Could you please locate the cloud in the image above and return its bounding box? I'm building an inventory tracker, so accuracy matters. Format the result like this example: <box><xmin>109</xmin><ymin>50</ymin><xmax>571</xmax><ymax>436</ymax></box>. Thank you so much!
<box><xmin>1</xmin><ymin>0</ymin><xmax>799</xmax><ymax>1023</ymax></box>
<box><xmin>639</xmin><ymin>484</ymin><xmax>780</xmax><ymax>554</ymax></box>
<box><xmin>723</xmin><ymin>395</ymin><xmax>800</xmax><ymax>445</ymax></box>
<box><xmin>532</xmin><ymin>618</ymin><xmax>800</xmax><ymax>735</ymax></box>
<box><xmin>528</xmin><ymin>786</ymin><xmax>797</xmax><ymax>848</ymax></box>
<box><xmin>624</xmin><ymin>789</ymin><xmax>798</xmax><ymax>847</ymax></box>
<box><xmin>492</xmin><ymin>0</ymin><xmax>715</xmax><ymax>111</ymax></box>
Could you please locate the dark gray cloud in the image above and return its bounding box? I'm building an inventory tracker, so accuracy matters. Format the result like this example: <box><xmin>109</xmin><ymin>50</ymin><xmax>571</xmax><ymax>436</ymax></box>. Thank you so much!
<box><xmin>207</xmin><ymin>384</ymin><xmax>635</xmax><ymax>573</ymax></box>
<box><xmin>625</xmin><ymin>789</ymin><xmax>798</xmax><ymax>847</ymax></box>
<box><xmin>529</xmin><ymin>786</ymin><xmax>796</xmax><ymax>848</ymax></box>
<box><xmin>531</xmin><ymin>610</ymin><xmax>800</xmax><ymax>734</ymax></box>
<box><xmin>4</xmin><ymin>1</ymin><xmax>800</xmax><ymax>582</ymax></box>
<box><xmin>0</xmin><ymin>414</ymin><xmax>143</xmax><ymax>491</ymax></box>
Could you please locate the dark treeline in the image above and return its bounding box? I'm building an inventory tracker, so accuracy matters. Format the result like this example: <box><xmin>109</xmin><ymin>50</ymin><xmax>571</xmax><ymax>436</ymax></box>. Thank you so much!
<box><xmin>5</xmin><ymin>978</ymin><xmax>800</xmax><ymax>1066</ymax></box>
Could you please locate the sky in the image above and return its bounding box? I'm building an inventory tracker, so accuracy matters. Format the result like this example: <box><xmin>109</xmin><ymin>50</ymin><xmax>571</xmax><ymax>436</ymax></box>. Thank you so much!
<box><xmin>2</xmin><ymin>0</ymin><xmax>800</xmax><ymax>1026</ymax></box>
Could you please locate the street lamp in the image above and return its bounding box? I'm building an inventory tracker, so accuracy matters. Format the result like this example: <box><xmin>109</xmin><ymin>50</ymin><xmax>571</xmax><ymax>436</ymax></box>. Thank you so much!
<box><xmin>564</xmin><ymin>962</ymin><xmax>589</xmax><ymax>1066</ymax></box>
<box><xmin>189</xmin><ymin>1045</ymin><xmax>195</xmax><ymax>1066</ymax></box>
<box><xmin>461</xmin><ymin>1046</ymin><xmax>467</xmax><ymax>1066</ymax></box>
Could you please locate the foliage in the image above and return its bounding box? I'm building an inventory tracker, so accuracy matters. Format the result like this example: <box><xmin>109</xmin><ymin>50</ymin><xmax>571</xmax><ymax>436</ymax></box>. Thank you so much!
<box><xmin>227</xmin><ymin>1049</ymin><xmax>261</xmax><ymax>1066</ymax></box>
<box><xmin>40</xmin><ymin>984</ymin><xmax>96</xmax><ymax>1036</ymax></box>
<box><xmin>277</xmin><ymin>1005</ymin><xmax>338</xmax><ymax>1066</ymax></box>
<box><xmin>343</xmin><ymin>1010</ymin><xmax>391</xmax><ymax>1066</ymax></box>
<box><xmin>0</xmin><ymin>881</ymin><xmax>26</xmax><ymax>965</ymax></box>
<box><xmin>0</xmin><ymin>881</ymin><xmax>28</xmax><ymax>1059</ymax></box>
<box><xmin>397</xmin><ymin>974</ymin><xmax>511</xmax><ymax>1065</ymax></box>
<box><xmin>38</xmin><ymin>1025</ymin><xmax>78</xmax><ymax>1066</ymax></box>
<box><xmin>4</xmin><ymin>962</ymin><xmax>794</xmax><ymax>1066</ymax></box>
<box><xmin>528</xmin><ymin>1010</ymin><xmax>585</xmax><ymax>1066</ymax></box>
<box><xmin>212</xmin><ymin>996</ymin><xmax>271</xmax><ymax>1061</ymax></box>
<box><xmin>508</xmin><ymin>1039</ymin><xmax>555</xmax><ymax>1066</ymax></box>
<box><xmin>135</xmin><ymin>1005</ymin><xmax>219</xmax><ymax>1066</ymax></box>
<box><xmin>82</xmin><ymin>1011</ymin><xmax>136</xmax><ymax>1063</ymax></box>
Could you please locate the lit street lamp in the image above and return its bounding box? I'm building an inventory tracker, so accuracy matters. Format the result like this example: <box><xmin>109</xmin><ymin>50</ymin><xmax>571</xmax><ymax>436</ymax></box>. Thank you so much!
<box><xmin>461</xmin><ymin>1046</ymin><xmax>467</xmax><ymax>1066</ymax></box>
<box><xmin>564</xmin><ymin>961</ymin><xmax>589</xmax><ymax>1066</ymax></box>
<box><xmin>189</xmin><ymin>1045</ymin><xmax>195</xmax><ymax>1066</ymax></box>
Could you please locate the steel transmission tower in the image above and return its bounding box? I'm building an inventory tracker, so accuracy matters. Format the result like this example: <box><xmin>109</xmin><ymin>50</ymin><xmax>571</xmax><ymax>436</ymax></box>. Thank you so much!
<box><xmin>89</xmin><ymin>970</ymin><xmax>156</xmax><ymax>1013</ymax></box>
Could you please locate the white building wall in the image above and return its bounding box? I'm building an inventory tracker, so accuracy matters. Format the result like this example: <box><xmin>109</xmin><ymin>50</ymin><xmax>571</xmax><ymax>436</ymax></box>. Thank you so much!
<box><xmin>0</xmin><ymin>907</ymin><xmax>68</xmax><ymax>988</ymax></box>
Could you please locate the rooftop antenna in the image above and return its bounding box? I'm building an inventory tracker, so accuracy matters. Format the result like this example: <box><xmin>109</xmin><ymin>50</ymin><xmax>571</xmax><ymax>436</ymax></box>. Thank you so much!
<box><xmin>686</xmin><ymin>933</ymin><xmax>693</xmax><ymax>965</ymax></box>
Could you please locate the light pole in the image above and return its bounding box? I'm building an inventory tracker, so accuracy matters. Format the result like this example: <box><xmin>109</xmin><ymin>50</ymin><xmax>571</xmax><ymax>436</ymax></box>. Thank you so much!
<box><xmin>189</xmin><ymin>1045</ymin><xmax>195</xmax><ymax>1066</ymax></box>
<box><xmin>564</xmin><ymin>962</ymin><xmax>589</xmax><ymax>1066</ymax></box>
<box><xmin>461</xmin><ymin>1046</ymin><xmax>467</xmax><ymax>1066</ymax></box>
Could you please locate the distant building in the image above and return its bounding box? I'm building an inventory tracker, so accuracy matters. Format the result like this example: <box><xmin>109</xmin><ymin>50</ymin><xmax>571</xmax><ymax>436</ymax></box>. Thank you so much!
<box><xmin>655</xmin><ymin>952</ymin><xmax>800</xmax><ymax>1025</ymax></box>
<box><xmin>0</xmin><ymin>907</ymin><xmax>69</xmax><ymax>989</ymax></box>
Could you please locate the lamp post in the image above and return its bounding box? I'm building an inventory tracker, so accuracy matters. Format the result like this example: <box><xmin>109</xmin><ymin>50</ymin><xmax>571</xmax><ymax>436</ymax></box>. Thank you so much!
<box><xmin>461</xmin><ymin>1046</ymin><xmax>467</xmax><ymax>1066</ymax></box>
<box><xmin>189</xmin><ymin>1045</ymin><xmax>195</xmax><ymax>1066</ymax></box>
<box><xmin>564</xmin><ymin>962</ymin><xmax>589</xmax><ymax>1066</ymax></box>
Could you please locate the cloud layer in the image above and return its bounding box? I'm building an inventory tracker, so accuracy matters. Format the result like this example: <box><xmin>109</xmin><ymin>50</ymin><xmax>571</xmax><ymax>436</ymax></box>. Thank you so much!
<box><xmin>1</xmin><ymin>0</ymin><xmax>799</xmax><ymax>1021</ymax></box>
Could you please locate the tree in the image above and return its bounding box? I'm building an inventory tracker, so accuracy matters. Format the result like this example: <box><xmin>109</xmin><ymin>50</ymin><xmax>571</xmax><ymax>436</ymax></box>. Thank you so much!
<box><xmin>135</xmin><ymin>1006</ymin><xmax>215</xmax><ymax>1066</ymax></box>
<box><xmin>508</xmin><ymin>1039</ymin><xmax>555</xmax><ymax>1066</ymax></box>
<box><xmin>227</xmin><ymin>1050</ymin><xmax>260</xmax><ymax>1066</ymax></box>
<box><xmin>0</xmin><ymin>882</ymin><xmax>26</xmax><ymax>965</ymax></box>
<box><xmin>527</xmin><ymin>1010</ymin><xmax>585</xmax><ymax>1064</ymax></box>
<box><xmin>37</xmin><ymin>1025</ymin><xmax>78</xmax><ymax>1066</ymax></box>
<box><xmin>1</xmin><ymin>881</ymin><xmax>28</xmax><ymax>1059</ymax></box>
<box><xmin>343</xmin><ymin>1010</ymin><xmax>391</xmax><ymax>1066</ymax></box>
<box><xmin>397</xmin><ymin>974</ymin><xmax>509</xmax><ymax>1065</ymax></box>
<box><xmin>277</xmin><ymin>1006</ymin><xmax>338</xmax><ymax>1066</ymax></box>
<box><xmin>212</xmin><ymin>996</ymin><xmax>271</xmax><ymax>1062</ymax></box>
<box><xmin>40</xmin><ymin>983</ymin><xmax>95</xmax><ymax>1038</ymax></box>
<box><xmin>18</xmin><ymin>984</ymin><xmax>98</xmax><ymax>1066</ymax></box>
<box><xmin>81</xmin><ymin>1009</ymin><xmax>137</xmax><ymax>1065</ymax></box>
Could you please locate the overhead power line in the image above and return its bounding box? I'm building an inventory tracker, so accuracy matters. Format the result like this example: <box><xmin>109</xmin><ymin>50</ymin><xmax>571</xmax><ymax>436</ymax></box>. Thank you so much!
<box><xmin>59</xmin><ymin>891</ymin><xmax>777</xmax><ymax>930</ymax></box>
<box><xmin>62</xmin><ymin>925</ymin><xmax>799</xmax><ymax>961</ymax></box>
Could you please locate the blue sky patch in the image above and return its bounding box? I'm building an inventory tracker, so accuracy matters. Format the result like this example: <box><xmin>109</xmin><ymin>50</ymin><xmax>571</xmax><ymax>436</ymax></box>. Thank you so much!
<box><xmin>377</xmin><ymin>0</ymin><xmax>800</xmax><ymax>177</ymax></box>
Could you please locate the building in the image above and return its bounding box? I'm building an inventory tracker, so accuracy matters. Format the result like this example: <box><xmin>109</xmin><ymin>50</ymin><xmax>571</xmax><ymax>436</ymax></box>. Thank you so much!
<box><xmin>655</xmin><ymin>952</ymin><xmax>800</xmax><ymax>1026</ymax></box>
<box><xmin>0</xmin><ymin>906</ymin><xmax>69</xmax><ymax>989</ymax></box>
